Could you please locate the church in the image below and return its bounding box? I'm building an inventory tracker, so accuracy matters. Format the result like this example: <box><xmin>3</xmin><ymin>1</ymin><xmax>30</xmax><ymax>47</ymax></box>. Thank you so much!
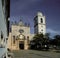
<box><xmin>7</xmin><ymin>12</ymin><xmax>46</xmax><ymax>50</ymax></box>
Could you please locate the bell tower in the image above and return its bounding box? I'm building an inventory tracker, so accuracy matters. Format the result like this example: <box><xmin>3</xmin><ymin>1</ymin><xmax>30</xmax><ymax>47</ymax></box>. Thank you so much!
<box><xmin>34</xmin><ymin>12</ymin><xmax>46</xmax><ymax>34</ymax></box>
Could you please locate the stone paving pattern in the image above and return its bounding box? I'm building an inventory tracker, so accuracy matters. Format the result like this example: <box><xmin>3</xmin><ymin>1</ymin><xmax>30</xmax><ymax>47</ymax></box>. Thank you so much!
<box><xmin>12</xmin><ymin>50</ymin><xmax>60</xmax><ymax>58</ymax></box>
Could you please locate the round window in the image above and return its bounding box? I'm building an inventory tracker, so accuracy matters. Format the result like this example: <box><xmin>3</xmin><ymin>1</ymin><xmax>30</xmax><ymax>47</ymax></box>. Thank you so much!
<box><xmin>19</xmin><ymin>29</ymin><xmax>24</xmax><ymax>33</ymax></box>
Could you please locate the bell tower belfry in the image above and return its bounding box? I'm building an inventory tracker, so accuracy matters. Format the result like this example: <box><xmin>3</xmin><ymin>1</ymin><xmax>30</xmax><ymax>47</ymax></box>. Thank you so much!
<box><xmin>34</xmin><ymin>12</ymin><xmax>46</xmax><ymax>34</ymax></box>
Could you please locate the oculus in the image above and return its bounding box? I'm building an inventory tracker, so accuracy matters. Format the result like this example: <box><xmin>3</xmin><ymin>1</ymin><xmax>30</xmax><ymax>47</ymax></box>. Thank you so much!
<box><xmin>19</xmin><ymin>29</ymin><xmax>24</xmax><ymax>33</ymax></box>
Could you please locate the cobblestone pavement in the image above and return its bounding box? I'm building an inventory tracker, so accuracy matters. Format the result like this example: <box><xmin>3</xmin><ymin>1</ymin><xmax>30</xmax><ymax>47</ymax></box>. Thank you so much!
<box><xmin>12</xmin><ymin>50</ymin><xmax>60</xmax><ymax>58</ymax></box>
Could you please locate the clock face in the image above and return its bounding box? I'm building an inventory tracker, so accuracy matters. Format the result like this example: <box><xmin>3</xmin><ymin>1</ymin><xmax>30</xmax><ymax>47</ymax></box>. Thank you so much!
<box><xmin>19</xmin><ymin>29</ymin><xmax>24</xmax><ymax>33</ymax></box>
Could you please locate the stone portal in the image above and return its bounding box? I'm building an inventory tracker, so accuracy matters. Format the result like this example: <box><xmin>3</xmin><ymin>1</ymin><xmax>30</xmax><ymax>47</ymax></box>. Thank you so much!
<box><xmin>19</xmin><ymin>41</ymin><xmax>24</xmax><ymax>50</ymax></box>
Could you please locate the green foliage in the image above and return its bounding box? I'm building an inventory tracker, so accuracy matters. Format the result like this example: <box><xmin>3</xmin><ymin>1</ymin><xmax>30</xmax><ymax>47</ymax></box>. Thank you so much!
<box><xmin>33</xmin><ymin>33</ymin><xmax>50</xmax><ymax>44</ymax></box>
<box><xmin>30</xmin><ymin>33</ymin><xmax>60</xmax><ymax>50</ymax></box>
<box><xmin>30</xmin><ymin>33</ymin><xmax>50</xmax><ymax>50</ymax></box>
<box><xmin>54</xmin><ymin>35</ymin><xmax>60</xmax><ymax>46</ymax></box>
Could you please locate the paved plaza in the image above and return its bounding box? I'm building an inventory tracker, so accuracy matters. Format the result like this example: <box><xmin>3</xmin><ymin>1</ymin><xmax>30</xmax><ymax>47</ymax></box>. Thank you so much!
<box><xmin>12</xmin><ymin>50</ymin><xmax>60</xmax><ymax>58</ymax></box>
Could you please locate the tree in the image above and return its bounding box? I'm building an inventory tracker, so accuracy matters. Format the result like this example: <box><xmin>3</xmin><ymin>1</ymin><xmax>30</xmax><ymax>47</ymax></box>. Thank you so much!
<box><xmin>44</xmin><ymin>33</ymin><xmax>50</xmax><ymax>45</ymax></box>
<box><xmin>54</xmin><ymin>35</ymin><xmax>60</xmax><ymax>46</ymax></box>
<box><xmin>30</xmin><ymin>34</ymin><xmax>44</xmax><ymax>50</ymax></box>
<box><xmin>30</xmin><ymin>33</ymin><xmax>50</xmax><ymax>50</ymax></box>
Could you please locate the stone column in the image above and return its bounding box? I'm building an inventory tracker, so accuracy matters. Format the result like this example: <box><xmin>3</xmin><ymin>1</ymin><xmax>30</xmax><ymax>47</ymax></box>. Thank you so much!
<box><xmin>24</xmin><ymin>39</ymin><xmax>28</xmax><ymax>50</ymax></box>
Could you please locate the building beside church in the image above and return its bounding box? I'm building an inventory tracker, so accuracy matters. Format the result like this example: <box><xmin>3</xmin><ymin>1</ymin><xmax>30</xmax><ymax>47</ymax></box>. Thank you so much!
<box><xmin>8</xmin><ymin>12</ymin><xmax>46</xmax><ymax>50</ymax></box>
<box><xmin>0</xmin><ymin>0</ymin><xmax>10</xmax><ymax>58</ymax></box>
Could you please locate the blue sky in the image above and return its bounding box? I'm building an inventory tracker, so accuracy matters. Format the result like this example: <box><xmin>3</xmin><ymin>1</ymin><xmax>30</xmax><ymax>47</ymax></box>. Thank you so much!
<box><xmin>10</xmin><ymin>0</ymin><xmax>60</xmax><ymax>37</ymax></box>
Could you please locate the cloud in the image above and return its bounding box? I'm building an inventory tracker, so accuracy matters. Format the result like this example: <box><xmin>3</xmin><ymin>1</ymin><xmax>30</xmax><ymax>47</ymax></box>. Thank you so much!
<box><xmin>47</xmin><ymin>28</ymin><xmax>60</xmax><ymax>35</ymax></box>
<box><xmin>46</xmin><ymin>28</ymin><xmax>60</xmax><ymax>38</ymax></box>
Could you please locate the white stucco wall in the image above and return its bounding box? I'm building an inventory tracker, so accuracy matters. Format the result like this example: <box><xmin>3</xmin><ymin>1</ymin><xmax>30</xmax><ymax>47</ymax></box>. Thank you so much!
<box><xmin>0</xmin><ymin>0</ymin><xmax>7</xmax><ymax>57</ymax></box>
<box><xmin>34</xmin><ymin>12</ymin><xmax>46</xmax><ymax>34</ymax></box>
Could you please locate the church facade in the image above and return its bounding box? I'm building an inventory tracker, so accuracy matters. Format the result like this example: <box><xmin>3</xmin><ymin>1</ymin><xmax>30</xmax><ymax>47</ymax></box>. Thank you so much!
<box><xmin>8</xmin><ymin>12</ymin><xmax>46</xmax><ymax>50</ymax></box>
<box><xmin>8</xmin><ymin>20</ymin><xmax>34</xmax><ymax>50</ymax></box>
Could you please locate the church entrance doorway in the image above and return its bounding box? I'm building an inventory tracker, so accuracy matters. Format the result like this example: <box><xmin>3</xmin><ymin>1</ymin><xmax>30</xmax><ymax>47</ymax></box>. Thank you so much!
<box><xmin>19</xmin><ymin>41</ymin><xmax>24</xmax><ymax>50</ymax></box>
